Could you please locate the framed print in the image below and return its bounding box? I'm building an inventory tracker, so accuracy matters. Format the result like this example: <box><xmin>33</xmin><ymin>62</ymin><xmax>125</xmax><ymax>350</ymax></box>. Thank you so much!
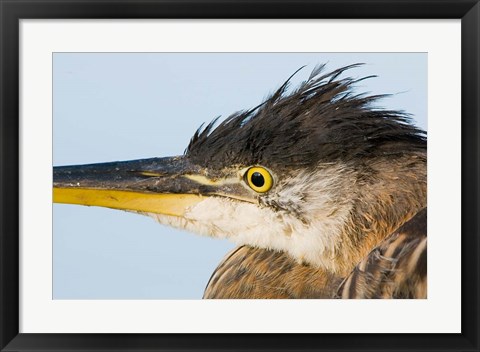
<box><xmin>1</xmin><ymin>0</ymin><xmax>479</xmax><ymax>351</ymax></box>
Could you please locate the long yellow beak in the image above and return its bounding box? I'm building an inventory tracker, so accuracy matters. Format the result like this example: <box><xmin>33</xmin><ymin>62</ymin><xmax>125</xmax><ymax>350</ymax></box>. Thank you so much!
<box><xmin>53</xmin><ymin>156</ymin><xmax>206</xmax><ymax>216</ymax></box>
<box><xmin>53</xmin><ymin>188</ymin><xmax>203</xmax><ymax>217</ymax></box>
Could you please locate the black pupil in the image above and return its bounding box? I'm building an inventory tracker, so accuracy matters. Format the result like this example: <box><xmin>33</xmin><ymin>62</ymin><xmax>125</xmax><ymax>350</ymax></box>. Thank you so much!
<box><xmin>251</xmin><ymin>172</ymin><xmax>265</xmax><ymax>187</ymax></box>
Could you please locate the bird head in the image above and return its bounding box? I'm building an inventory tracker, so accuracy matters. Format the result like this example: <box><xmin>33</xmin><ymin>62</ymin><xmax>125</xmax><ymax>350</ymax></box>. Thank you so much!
<box><xmin>53</xmin><ymin>64</ymin><xmax>427</xmax><ymax>275</ymax></box>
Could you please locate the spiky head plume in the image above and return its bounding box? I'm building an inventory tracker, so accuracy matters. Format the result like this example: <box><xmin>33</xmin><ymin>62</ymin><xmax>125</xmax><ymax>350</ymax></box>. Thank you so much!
<box><xmin>186</xmin><ymin>64</ymin><xmax>426</xmax><ymax>172</ymax></box>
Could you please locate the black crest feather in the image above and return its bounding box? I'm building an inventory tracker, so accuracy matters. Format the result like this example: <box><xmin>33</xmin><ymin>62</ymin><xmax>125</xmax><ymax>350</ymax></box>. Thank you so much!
<box><xmin>185</xmin><ymin>64</ymin><xmax>426</xmax><ymax>171</ymax></box>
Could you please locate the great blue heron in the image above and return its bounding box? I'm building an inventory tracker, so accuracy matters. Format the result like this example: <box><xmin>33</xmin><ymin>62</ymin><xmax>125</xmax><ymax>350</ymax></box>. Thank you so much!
<box><xmin>53</xmin><ymin>64</ymin><xmax>427</xmax><ymax>299</ymax></box>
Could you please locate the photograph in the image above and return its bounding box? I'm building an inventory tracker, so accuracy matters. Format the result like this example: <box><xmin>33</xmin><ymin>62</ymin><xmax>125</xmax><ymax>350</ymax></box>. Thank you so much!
<box><xmin>52</xmin><ymin>52</ymin><xmax>427</xmax><ymax>299</ymax></box>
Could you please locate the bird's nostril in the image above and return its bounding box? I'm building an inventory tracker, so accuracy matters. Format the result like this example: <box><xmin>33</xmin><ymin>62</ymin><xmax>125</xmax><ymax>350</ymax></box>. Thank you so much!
<box><xmin>137</xmin><ymin>171</ymin><xmax>164</xmax><ymax>177</ymax></box>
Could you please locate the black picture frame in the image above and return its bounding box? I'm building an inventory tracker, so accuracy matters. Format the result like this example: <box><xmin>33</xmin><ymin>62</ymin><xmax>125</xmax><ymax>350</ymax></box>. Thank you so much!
<box><xmin>1</xmin><ymin>0</ymin><xmax>479</xmax><ymax>351</ymax></box>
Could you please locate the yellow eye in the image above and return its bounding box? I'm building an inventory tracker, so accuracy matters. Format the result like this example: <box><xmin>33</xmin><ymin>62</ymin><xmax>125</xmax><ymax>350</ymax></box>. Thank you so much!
<box><xmin>246</xmin><ymin>166</ymin><xmax>273</xmax><ymax>193</ymax></box>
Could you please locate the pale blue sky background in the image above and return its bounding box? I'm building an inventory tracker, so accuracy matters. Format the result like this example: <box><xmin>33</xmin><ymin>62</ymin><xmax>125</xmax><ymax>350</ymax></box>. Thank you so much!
<box><xmin>53</xmin><ymin>53</ymin><xmax>427</xmax><ymax>299</ymax></box>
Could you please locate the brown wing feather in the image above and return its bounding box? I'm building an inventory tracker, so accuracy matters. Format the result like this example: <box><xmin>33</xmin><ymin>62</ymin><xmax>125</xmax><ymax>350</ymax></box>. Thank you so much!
<box><xmin>204</xmin><ymin>209</ymin><xmax>427</xmax><ymax>299</ymax></box>
<box><xmin>203</xmin><ymin>246</ymin><xmax>342</xmax><ymax>299</ymax></box>
<box><xmin>337</xmin><ymin>208</ymin><xmax>427</xmax><ymax>299</ymax></box>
